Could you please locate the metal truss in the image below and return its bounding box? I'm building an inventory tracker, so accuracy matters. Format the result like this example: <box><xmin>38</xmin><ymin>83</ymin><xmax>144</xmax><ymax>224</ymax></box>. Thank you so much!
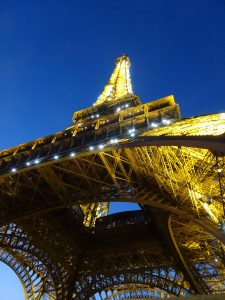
<box><xmin>91</xmin><ymin>285</ymin><xmax>168</xmax><ymax>299</ymax></box>
<box><xmin>0</xmin><ymin>222</ymin><xmax>70</xmax><ymax>299</ymax></box>
<box><xmin>0</xmin><ymin>55</ymin><xmax>225</xmax><ymax>299</ymax></box>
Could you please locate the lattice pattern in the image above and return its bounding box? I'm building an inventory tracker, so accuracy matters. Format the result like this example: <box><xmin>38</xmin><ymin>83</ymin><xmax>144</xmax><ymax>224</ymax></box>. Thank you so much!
<box><xmin>0</xmin><ymin>55</ymin><xmax>224</xmax><ymax>299</ymax></box>
<box><xmin>94</xmin><ymin>55</ymin><xmax>133</xmax><ymax>105</ymax></box>
<box><xmin>93</xmin><ymin>285</ymin><xmax>168</xmax><ymax>299</ymax></box>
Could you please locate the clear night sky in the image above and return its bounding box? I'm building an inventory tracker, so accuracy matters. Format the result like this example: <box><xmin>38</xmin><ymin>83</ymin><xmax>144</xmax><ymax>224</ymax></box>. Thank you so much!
<box><xmin>1</xmin><ymin>1</ymin><xmax>225</xmax><ymax>299</ymax></box>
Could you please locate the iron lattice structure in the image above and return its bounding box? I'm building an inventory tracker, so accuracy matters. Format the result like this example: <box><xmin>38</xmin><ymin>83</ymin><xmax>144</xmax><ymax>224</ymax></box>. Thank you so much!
<box><xmin>0</xmin><ymin>55</ymin><xmax>225</xmax><ymax>299</ymax></box>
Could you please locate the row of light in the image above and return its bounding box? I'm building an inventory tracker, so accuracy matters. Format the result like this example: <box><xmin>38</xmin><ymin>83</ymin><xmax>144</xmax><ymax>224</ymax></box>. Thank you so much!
<box><xmin>116</xmin><ymin>103</ymin><xmax>129</xmax><ymax>112</ymax></box>
<box><xmin>81</xmin><ymin>102</ymin><xmax>130</xmax><ymax>124</ymax></box>
<box><xmin>89</xmin><ymin>138</ymin><xmax>119</xmax><ymax>152</ymax></box>
<box><xmin>150</xmin><ymin>119</ymin><xmax>171</xmax><ymax>128</ymax></box>
<box><xmin>10</xmin><ymin>117</ymin><xmax>173</xmax><ymax>174</ymax></box>
<box><xmin>11</xmin><ymin>136</ymin><xmax>122</xmax><ymax>173</ymax></box>
<box><xmin>128</xmin><ymin>128</ymin><xmax>136</xmax><ymax>137</ymax></box>
<box><xmin>78</xmin><ymin>106</ymin><xmax>171</xmax><ymax>136</ymax></box>
<box><xmin>77</xmin><ymin>116</ymin><xmax>171</xmax><ymax>136</ymax></box>
<box><xmin>90</xmin><ymin>114</ymin><xmax>100</xmax><ymax>119</ymax></box>
<box><xmin>11</xmin><ymin>152</ymin><xmax>76</xmax><ymax>173</ymax></box>
<box><xmin>126</xmin><ymin>118</ymin><xmax>172</xmax><ymax>138</ymax></box>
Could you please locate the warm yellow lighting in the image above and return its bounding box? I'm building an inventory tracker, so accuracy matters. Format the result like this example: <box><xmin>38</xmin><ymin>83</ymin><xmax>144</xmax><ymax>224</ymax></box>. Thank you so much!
<box><xmin>202</xmin><ymin>203</ymin><xmax>219</xmax><ymax>223</ymax></box>
<box><xmin>185</xmin><ymin>241</ymin><xmax>200</xmax><ymax>250</ymax></box>
<box><xmin>143</xmin><ymin>113</ymin><xmax>225</xmax><ymax>137</ymax></box>
<box><xmin>95</xmin><ymin>55</ymin><xmax>133</xmax><ymax>105</ymax></box>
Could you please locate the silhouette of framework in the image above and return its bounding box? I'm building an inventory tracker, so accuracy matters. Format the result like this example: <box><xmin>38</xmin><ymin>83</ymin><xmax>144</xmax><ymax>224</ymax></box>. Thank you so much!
<box><xmin>0</xmin><ymin>55</ymin><xmax>225</xmax><ymax>299</ymax></box>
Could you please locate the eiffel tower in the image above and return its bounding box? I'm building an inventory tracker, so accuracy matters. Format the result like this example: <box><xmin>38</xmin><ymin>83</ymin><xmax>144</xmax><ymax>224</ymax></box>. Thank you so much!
<box><xmin>0</xmin><ymin>55</ymin><xmax>225</xmax><ymax>300</ymax></box>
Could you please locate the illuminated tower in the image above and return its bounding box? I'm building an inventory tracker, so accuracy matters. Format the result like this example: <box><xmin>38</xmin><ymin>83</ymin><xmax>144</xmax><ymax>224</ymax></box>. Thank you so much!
<box><xmin>0</xmin><ymin>55</ymin><xmax>225</xmax><ymax>299</ymax></box>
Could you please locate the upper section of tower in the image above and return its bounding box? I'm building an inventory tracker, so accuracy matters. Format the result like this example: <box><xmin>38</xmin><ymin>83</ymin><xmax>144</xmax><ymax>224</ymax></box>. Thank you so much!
<box><xmin>72</xmin><ymin>55</ymin><xmax>179</xmax><ymax>125</ymax></box>
<box><xmin>93</xmin><ymin>54</ymin><xmax>133</xmax><ymax>106</ymax></box>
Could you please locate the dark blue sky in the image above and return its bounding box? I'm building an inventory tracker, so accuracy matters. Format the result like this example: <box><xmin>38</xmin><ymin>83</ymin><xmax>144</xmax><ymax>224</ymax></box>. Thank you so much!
<box><xmin>1</xmin><ymin>0</ymin><xmax>225</xmax><ymax>151</ymax></box>
<box><xmin>0</xmin><ymin>1</ymin><xmax>225</xmax><ymax>298</ymax></box>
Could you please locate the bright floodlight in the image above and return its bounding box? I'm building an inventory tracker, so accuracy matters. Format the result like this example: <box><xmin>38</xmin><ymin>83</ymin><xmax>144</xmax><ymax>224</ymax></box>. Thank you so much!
<box><xmin>98</xmin><ymin>144</ymin><xmax>104</xmax><ymax>150</ymax></box>
<box><xmin>34</xmin><ymin>160</ymin><xmax>40</xmax><ymax>164</ymax></box>
<box><xmin>128</xmin><ymin>128</ymin><xmax>135</xmax><ymax>134</ymax></box>
<box><xmin>162</xmin><ymin>119</ymin><xmax>171</xmax><ymax>125</ymax></box>
<box><xmin>151</xmin><ymin>122</ymin><xmax>158</xmax><ymax>128</ymax></box>
<box><xmin>89</xmin><ymin>146</ymin><xmax>94</xmax><ymax>151</ymax></box>
<box><xmin>11</xmin><ymin>168</ymin><xmax>17</xmax><ymax>173</ymax></box>
<box><xmin>70</xmin><ymin>152</ymin><xmax>75</xmax><ymax>157</ymax></box>
<box><xmin>110</xmin><ymin>138</ymin><xmax>118</xmax><ymax>144</ymax></box>
<box><xmin>26</xmin><ymin>162</ymin><xmax>31</xmax><ymax>166</ymax></box>
<box><xmin>54</xmin><ymin>155</ymin><xmax>59</xmax><ymax>160</ymax></box>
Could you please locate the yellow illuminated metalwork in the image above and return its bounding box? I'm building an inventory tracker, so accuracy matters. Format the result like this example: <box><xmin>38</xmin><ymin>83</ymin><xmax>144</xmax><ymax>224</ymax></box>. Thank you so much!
<box><xmin>94</xmin><ymin>55</ymin><xmax>133</xmax><ymax>105</ymax></box>
<box><xmin>0</xmin><ymin>55</ymin><xmax>225</xmax><ymax>299</ymax></box>
<box><xmin>143</xmin><ymin>112</ymin><xmax>225</xmax><ymax>136</ymax></box>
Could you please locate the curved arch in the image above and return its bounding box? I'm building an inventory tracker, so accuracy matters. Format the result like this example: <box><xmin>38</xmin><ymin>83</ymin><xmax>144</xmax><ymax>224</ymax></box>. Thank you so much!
<box><xmin>169</xmin><ymin>215</ymin><xmax>225</xmax><ymax>294</ymax></box>
<box><xmin>0</xmin><ymin>223</ymin><xmax>63</xmax><ymax>299</ymax></box>
<box><xmin>0</xmin><ymin>259</ymin><xmax>26</xmax><ymax>299</ymax></box>
<box><xmin>0</xmin><ymin>124</ymin><xmax>224</xmax><ymax>299</ymax></box>
<box><xmin>99</xmin><ymin>285</ymin><xmax>168</xmax><ymax>300</ymax></box>
<box><xmin>1</xmin><ymin>133</ymin><xmax>224</xmax><ymax>180</ymax></box>
<box><xmin>73</xmin><ymin>266</ymin><xmax>191</xmax><ymax>299</ymax></box>
<box><xmin>115</xmin><ymin>135</ymin><xmax>225</xmax><ymax>154</ymax></box>
<box><xmin>123</xmin><ymin>193</ymin><xmax>222</xmax><ymax>238</ymax></box>
<box><xmin>0</xmin><ymin>247</ymin><xmax>45</xmax><ymax>300</ymax></box>
<box><xmin>168</xmin><ymin>215</ymin><xmax>204</xmax><ymax>294</ymax></box>
<box><xmin>139</xmin><ymin>200</ymin><xmax>225</xmax><ymax>244</ymax></box>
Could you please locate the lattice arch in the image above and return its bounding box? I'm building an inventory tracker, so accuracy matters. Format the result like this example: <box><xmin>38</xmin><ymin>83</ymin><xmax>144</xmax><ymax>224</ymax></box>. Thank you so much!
<box><xmin>0</xmin><ymin>223</ymin><xmax>61</xmax><ymax>299</ymax></box>
<box><xmin>92</xmin><ymin>285</ymin><xmax>169</xmax><ymax>299</ymax></box>
<box><xmin>71</xmin><ymin>268</ymin><xmax>191</xmax><ymax>299</ymax></box>
<box><xmin>0</xmin><ymin>247</ymin><xmax>51</xmax><ymax>300</ymax></box>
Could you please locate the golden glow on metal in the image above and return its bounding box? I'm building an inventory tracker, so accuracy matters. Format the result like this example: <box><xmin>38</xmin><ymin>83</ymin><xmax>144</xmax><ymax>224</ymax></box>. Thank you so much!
<box><xmin>94</xmin><ymin>55</ymin><xmax>133</xmax><ymax>105</ymax></box>
<box><xmin>143</xmin><ymin>113</ymin><xmax>225</xmax><ymax>136</ymax></box>
<box><xmin>138</xmin><ymin>109</ymin><xmax>225</xmax><ymax>227</ymax></box>
<box><xmin>100</xmin><ymin>285</ymin><xmax>168</xmax><ymax>300</ymax></box>
<box><xmin>202</xmin><ymin>203</ymin><xmax>219</xmax><ymax>223</ymax></box>
<box><xmin>0</xmin><ymin>54</ymin><xmax>225</xmax><ymax>298</ymax></box>
<box><xmin>81</xmin><ymin>202</ymin><xmax>109</xmax><ymax>227</ymax></box>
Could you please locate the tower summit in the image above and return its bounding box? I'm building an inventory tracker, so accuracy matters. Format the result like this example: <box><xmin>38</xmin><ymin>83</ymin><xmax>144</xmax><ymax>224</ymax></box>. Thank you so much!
<box><xmin>94</xmin><ymin>54</ymin><xmax>133</xmax><ymax>105</ymax></box>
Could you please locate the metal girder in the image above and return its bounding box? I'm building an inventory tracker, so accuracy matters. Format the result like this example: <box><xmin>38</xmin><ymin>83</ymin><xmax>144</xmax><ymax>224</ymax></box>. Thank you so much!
<box><xmin>0</xmin><ymin>55</ymin><xmax>225</xmax><ymax>299</ymax></box>
<box><xmin>94</xmin><ymin>285</ymin><xmax>168</xmax><ymax>300</ymax></box>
